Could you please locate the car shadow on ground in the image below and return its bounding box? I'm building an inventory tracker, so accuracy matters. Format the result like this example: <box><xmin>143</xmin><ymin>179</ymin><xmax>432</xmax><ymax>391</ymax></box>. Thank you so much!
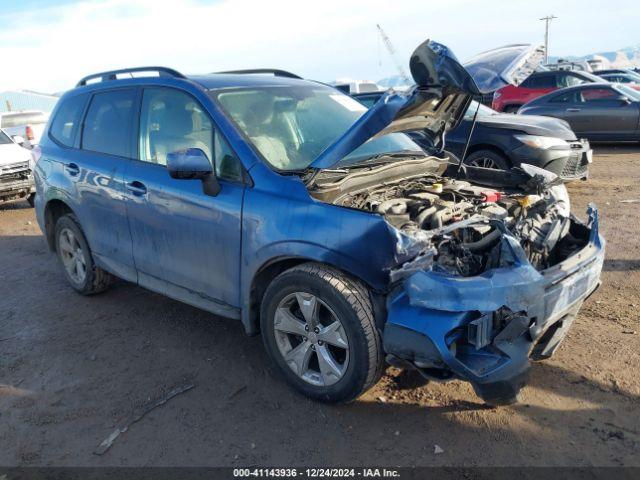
<box><xmin>0</xmin><ymin>201</ymin><xmax>32</xmax><ymax>212</ymax></box>
<box><xmin>591</xmin><ymin>143</ymin><xmax>640</xmax><ymax>156</ymax></box>
<box><xmin>603</xmin><ymin>258</ymin><xmax>640</xmax><ymax>272</ymax></box>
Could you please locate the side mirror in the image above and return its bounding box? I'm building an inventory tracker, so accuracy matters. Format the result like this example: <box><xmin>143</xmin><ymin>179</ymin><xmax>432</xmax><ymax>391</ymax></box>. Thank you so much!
<box><xmin>166</xmin><ymin>148</ymin><xmax>220</xmax><ymax>196</ymax></box>
<box><xmin>12</xmin><ymin>135</ymin><xmax>25</xmax><ymax>145</ymax></box>
<box><xmin>621</xmin><ymin>97</ymin><xmax>632</xmax><ymax>105</ymax></box>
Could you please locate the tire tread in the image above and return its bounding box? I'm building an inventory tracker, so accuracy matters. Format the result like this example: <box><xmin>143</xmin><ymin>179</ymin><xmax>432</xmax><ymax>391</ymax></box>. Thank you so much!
<box><xmin>279</xmin><ymin>263</ymin><xmax>384</xmax><ymax>399</ymax></box>
<box><xmin>56</xmin><ymin>214</ymin><xmax>114</xmax><ymax>295</ymax></box>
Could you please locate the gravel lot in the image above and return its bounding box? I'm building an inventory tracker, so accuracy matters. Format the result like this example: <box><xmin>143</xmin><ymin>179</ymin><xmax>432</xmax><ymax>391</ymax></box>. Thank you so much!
<box><xmin>1</xmin><ymin>145</ymin><xmax>639</xmax><ymax>467</ymax></box>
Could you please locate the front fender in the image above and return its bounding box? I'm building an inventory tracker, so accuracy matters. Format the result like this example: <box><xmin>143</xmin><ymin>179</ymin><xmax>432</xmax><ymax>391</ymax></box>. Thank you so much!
<box><xmin>239</xmin><ymin>178</ymin><xmax>399</xmax><ymax>334</ymax></box>
<box><xmin>240</xmin><ymin>240</ymin><xmax>387</xmax><ymax>335</ymax></box>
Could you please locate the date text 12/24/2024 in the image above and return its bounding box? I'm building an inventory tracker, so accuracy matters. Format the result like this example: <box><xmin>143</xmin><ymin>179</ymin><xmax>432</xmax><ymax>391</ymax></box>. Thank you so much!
<box><xmin>233</xmin><ymin>468</ymin><xmax>401</xmax><ymax>478</ymax></box>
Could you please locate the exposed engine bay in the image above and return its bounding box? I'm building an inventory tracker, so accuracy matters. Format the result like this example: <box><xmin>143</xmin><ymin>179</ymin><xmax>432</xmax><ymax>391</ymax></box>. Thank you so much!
<box><xmin>309</xmin><ymin>159</ymin><xmax>589</xmax><ymax>277</ymax></box>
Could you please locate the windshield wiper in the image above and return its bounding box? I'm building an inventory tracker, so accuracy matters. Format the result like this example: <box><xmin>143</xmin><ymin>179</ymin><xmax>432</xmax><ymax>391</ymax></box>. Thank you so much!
<box><xmin>303</xmin><ymin>151</ymin><xmax>427</xmax><ymax>187</ymax></box>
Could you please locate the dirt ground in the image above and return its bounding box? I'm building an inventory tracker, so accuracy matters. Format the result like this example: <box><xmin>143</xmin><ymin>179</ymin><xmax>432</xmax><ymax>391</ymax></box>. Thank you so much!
<box><xmin>1</xmin><ymin>145</ymin><xmax>639</xmax><ymax>467</ymax></box>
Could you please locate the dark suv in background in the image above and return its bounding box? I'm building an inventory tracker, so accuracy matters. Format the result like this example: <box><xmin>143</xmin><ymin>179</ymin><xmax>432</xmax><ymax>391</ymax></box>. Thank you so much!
<box><xmin>354</xmin><ymin>93</ymin><xmax>591</xmax><ymax>181</ymax></box>
<box><xmin>492</xmin><ymin>70</ymin><xmax>603</xmax><ymax>113</ymax></box>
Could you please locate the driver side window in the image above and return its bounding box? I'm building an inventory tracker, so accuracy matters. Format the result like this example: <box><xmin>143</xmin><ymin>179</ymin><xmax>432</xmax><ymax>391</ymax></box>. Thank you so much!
<box><xmin>139</xmin><ymin>88</ymin><xmax>243</xmax><ymax>182</ymax></box>
<box><xmin>139</xmin><ymin>88</ymin><xmax>213</xmax><ymax>166</ymax></box>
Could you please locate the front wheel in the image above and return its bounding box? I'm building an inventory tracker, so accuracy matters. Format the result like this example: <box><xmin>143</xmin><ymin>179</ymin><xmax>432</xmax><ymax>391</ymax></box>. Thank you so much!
<box><xmin>464</xmin><ymin>149</ymin><xmax>510</xmax><ymax>170</ymax></box>
<box><xmin>260</xmin><ymin>263</ymin><xmax>384</xmax><ymax>403</ymax></box>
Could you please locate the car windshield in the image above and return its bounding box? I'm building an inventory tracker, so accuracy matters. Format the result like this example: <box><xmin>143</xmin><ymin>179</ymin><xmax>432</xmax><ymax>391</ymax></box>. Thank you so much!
<box><xmin>0</xmin><ymin>130</ymin><xmax>12</xmax><ymax>144</ymax></box>
<box><xmin>621</xmin><ymin>72</ymin><xmax>640</xmax><ymax>82</ymax></box>
<box><xmin>212</xmin><ymin>85</ymin><xmax>424</xmax><ymax>171</ymax></box>
<box><xmin>464</xmin><ymin>101</ymin><xmax>497</xmax><ymax>119</ymax></box>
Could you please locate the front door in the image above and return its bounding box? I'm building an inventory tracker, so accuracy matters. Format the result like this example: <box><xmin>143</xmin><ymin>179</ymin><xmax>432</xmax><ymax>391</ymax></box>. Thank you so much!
<box><xmin>576</xmin><ymin>86</ymin><xmax>640</xmax><ymax>140</ymax></box>
<box><xmin>124</xmin><ymin>87</ymin><xmax>245</xmax><ymax>317</ymax></box>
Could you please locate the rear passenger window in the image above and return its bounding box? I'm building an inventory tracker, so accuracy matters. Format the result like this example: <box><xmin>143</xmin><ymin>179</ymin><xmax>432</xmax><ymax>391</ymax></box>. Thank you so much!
<box><xmin>50</xmin><ymin>94</ymin><xmax>87</xmax><ymax>147</ymax></box>
<box><xmin>82</xmin><ymin>89</ymin><xmax>136</xmax><ymax>157</ymax></box>
<box><xmin>522</xmin><ymin>75</ymin><xmax>555</xmax><ymax>89</ymax></box>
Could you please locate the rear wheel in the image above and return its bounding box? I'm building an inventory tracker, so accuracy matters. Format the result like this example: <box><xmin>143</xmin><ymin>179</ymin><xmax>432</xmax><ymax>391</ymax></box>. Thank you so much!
<box><xmin>54</xmin><ymin>214</ymin><xmax>114</xmax><ymax>295</ymax></box>
<box><xmin>503</xmin><ymin>104</ymin><xmax>521</xmax><ymax>114</ymax></box>
<box><xmin>464</xmin><ymin>149</ymin><xmax>510</xmax><ymax>170</ymax></box>
<box><xmin>260</xmin><ymin>263</ymin><xmax>383</xmax><ymax>403</ymax></box>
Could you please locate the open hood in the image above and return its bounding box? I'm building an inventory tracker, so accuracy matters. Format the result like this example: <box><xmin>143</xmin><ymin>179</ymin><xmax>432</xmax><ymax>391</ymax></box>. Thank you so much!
<box><xmin>309</xmin><ymin>41</ymin><xmax>545</xmax><ymax>170</ymax></box>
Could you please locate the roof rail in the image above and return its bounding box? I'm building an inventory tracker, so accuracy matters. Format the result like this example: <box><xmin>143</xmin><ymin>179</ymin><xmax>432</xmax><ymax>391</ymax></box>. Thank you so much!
<box><xmin>214</xmin><ymin>69</ymin><xmax>302</xmax><ymax>79</ymax></box>
<box><xmin>76</xmin><ymin>67</ymin><xmax>186</xmax><ymax>87</ymax></box>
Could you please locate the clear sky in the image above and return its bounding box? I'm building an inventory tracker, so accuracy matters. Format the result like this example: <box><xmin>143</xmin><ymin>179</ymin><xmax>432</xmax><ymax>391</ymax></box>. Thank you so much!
<box><xmin>0</xmin><ymin>0</ymin><xmax>637</xmax><ymax>93</ymax></box>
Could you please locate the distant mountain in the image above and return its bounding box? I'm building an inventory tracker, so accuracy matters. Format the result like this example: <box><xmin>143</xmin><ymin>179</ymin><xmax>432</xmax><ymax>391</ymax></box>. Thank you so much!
<box><xmin>549</xmin><ymin>45</ymin><xmax>640</xmax><ymax>69</ymax></box>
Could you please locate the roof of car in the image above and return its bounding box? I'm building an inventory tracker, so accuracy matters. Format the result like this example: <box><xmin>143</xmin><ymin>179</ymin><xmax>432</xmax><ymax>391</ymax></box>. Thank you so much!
<box><xmin>188</xmin><ymin>73</ymin><xmax>313</xmax><ymax>90</ymax></box>
<box><xmin>550</xmin><ymin>82</ymin><xmax>610</xmax><ymax>92</ymax></box>
<box><xmin>73</xmin><ymin>66</ymin><xmax>316</xmax><ymax>93</ymax></box>
<box><xmin>594</xmin><ymin>69</ymin><xmax>628</xmax><ymax>74</ymax></box>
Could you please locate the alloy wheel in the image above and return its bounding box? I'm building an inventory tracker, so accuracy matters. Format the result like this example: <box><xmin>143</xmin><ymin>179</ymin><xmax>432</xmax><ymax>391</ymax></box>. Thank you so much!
<box><xmin>273</xmin><ymin>292</ymin><xmax>350</xmax><ymax>387</ymax></box>
<box><xmin>58</xmin><ymin>227</ymin><xmax>87</xmax><ymax>284</ymax></box>
<box><xmin>469</xmin><ymin>157</ymin><xmax>498</xmax><ymax>169</ymax></box>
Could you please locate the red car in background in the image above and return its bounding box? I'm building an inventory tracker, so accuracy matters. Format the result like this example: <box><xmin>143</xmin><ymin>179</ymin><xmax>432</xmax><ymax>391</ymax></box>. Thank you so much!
<box><xmin>492</xmin><ymin>70</ymin><xmax>603</xmax><ymax>112</ymax></box>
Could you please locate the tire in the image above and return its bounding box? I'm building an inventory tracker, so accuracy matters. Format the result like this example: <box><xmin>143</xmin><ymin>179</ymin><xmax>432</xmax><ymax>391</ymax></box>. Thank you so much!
<box><xmin>260</xmin><ymin>263</ymin><xmax>384</xmax><ymax>403</ymax></box>
<box><xmin>464</xmin><ymin>149</ymin><xmax>510</xmax><ymax>170</ymax></box>
<box><xmin>503</xmin><ymin>105</ymin><xmax>521</xmax><ymax>114</ymax></box>
<box><xmin>26</xmin><ymin>193</ymin><xmax>35</xmax><ymax>208</ymax></box>
<box><xmin>54</xmin><ymin>214</ymin><xmax>114</xmax><ymax>295</ymax></box>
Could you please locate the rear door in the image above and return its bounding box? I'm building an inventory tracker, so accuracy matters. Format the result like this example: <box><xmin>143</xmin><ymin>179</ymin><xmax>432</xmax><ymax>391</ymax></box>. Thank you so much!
<box><xmin>123</xmin><ymin>86</ymin><xmax>245</xmax><ymax>316</ymax></box>
<box><xmin>74</xmin><ymin>88</ymin><xmax>138</xmax><ymax>280</ymax></box>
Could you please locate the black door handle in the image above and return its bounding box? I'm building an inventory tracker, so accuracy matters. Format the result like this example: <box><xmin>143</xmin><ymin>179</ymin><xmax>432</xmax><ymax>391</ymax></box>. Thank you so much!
<box><xmin>64</xmin><ymin>162</ymin><xmax>79</xmax><ymax>176</ymax></box>
<box><xmin>126</xmin><ymin>181</ymin><xmax>147</xmax><ymax>196</ymax></box>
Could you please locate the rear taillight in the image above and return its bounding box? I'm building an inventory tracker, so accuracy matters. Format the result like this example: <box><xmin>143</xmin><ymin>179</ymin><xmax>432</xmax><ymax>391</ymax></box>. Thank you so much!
<box><xmin>25</xmin><ymin>125</ymin><xmax>35</xmax><ymax>141</ymax></box>
<box><xmin>30</xmin><ymin>145</ymin><xmax>41</xmax><ymax>171</ymax></box>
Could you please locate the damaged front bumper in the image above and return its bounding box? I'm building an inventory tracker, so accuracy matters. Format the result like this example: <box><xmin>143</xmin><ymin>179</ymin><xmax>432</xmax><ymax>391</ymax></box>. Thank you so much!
<box><xmin>383</xmin><ymin>205</ymin><xmax>604</xmax><ymax>405</ymax></box>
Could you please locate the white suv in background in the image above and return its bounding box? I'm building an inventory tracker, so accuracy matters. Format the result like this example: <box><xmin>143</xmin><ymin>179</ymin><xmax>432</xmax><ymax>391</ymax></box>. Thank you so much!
<box><xmin>0</xmin><ymin>129</ymin><xmax>35</xmax><ymax>206</ymax></box>
<box><xmin>0</xmin><ymin>110</ymin><xmax>50</xmax><ymax>149</ymax></box>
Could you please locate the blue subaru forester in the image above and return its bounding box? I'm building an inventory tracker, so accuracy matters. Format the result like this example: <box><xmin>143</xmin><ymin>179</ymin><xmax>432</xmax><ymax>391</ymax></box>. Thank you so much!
<box><xmin>33</xmin><ymin>40</ymin><xmax>604</xmax><ymax>405</ymax></box>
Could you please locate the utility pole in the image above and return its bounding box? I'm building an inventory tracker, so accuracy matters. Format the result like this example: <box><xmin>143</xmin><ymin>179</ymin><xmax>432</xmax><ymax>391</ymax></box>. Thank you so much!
<box><xmin>376</xmin><ymin>24</ymin><xmax>411</xmax><ymax>86</ymax></box>
<box><xmin>540</xmin><ymin>15</ymin><xmax>557</xmax><ymax>64</ymax></box>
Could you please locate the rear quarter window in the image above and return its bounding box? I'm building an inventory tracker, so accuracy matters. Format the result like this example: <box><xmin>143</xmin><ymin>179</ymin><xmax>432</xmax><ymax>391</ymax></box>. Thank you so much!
<box><xmin>50</xmin><ymin>94</ymin><xmax>88</xmax><ymax>147</ymax></box>
<box><xmin>521</xmin><ymin>75</ymin><xmax>555</xmax><ymax>89</ymax></box>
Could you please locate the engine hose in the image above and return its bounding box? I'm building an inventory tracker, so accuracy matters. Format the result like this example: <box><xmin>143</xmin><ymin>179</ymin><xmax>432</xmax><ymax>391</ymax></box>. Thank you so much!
<box><xmin>461</xmin><ymin>229</ymin><xmax>502</xmax><ymax>252</ymax></box>
<box><xmin>377</xmin><ymin>198</ymin><xmax>411</xmax><ymax>215</ymax></box>
<box><xmin>416</xmin><ymin>206</ymin><xmax>438</xmax><ymax>228</ymax></box>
